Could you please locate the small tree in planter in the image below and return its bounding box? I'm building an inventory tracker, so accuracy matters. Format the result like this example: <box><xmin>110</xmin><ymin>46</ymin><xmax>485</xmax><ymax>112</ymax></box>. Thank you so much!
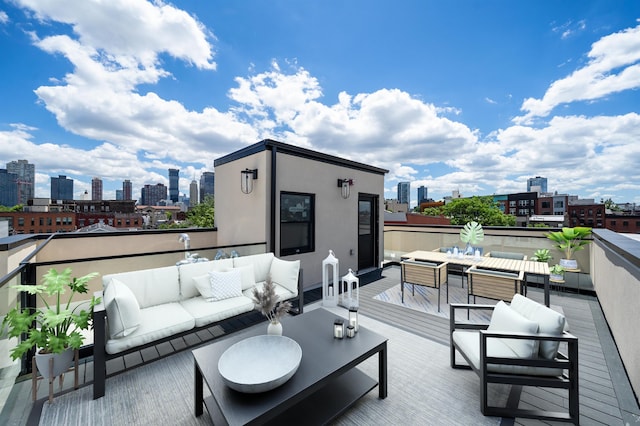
<box><xmin>2</xmin><ymin>268</ymin><xmax>101</xmax><ymax>380</ymax></box>
<box><xmin>549</xmin><ymin>264</ymin><xmax>565</xmax><ymax>281</ymax></box>
<box><xmin>545</xmin><ymin>227</ymin><xmax>592</xmax><ymax>269</ymax></box>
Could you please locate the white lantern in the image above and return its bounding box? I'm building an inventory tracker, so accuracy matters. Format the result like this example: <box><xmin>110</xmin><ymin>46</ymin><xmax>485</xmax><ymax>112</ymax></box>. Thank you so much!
<box><xmin>340</xmin><ymin>268</ymin><xmax>359</xmax><ymax>308</ymax></box>
<box><xmin>322</xmin><ymin>250</ymin><xmax>339</xmax><ymax>307</ymax></box>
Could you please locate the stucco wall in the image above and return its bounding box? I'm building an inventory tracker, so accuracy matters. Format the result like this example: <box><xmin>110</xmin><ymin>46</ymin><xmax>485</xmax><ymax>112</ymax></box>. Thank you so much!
<box><xmin>592</xmin><ymin>233</ymin><xmax>640</xmax><ymax>400</ymax></box>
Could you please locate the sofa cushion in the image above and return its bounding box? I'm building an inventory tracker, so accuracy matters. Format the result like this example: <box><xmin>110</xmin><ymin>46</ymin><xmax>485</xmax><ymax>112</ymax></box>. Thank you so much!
<box><xmin>235</xmin><ymin>264</ymin><xmax>256</xmax><ymax>291</ymax></box>
<box><xmin>269</xmin><ymin>257</ymin><xmax>300</xmax><ymax>295</ymax></box>
<box><xmin>103</xmin><ymin>265</ymin><xmax>179</xmax><ymax>309</ymax></box>
<box><xmin>209</xmin><ymin>269</ymin><xmax>243</xmax><ymax>301</ymax></box>
<box><xmin>179</xmin><ymin>295</ymin><xmax>255</xmax><ymax>328</ymax></box>
<box><xmin>510</xmin><ymin>294</ymin><xmax>566</xmax><ymax>359</ymax></box>
<box><xmin>242</xmin><ymin>281</ymin><xmax>296</xmax><ymax>304</ymax></box>
<box><xmin>104</xmin><ymin>278</ymin><xmax>142</xmax><ymax>339</ymax></box>
<box><xmin>105</xmin><ymin>303</ymin><xmax>194</xmax><ymax>355</ymax></box>
<box><xmin>487</xmin><ymin>301</ymin><xmax>539</xmax><ymax>358</ymax></box>
<box><xmin>488</xmin><ymin>251</ymin><xmax>526</xmax><ymax>260</ymax></box>
<box><xmin>178</xmin><ymin>258</ymin><xmax>234</xmax><ymax>299</ymax></box>
<box><xmin>233</xmin><ymin>253</ymin><xmax>274</xmax><ymax>284</ymax></box>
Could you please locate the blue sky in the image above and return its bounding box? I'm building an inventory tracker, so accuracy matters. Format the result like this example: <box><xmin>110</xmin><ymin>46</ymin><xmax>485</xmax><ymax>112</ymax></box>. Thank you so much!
<box><xmin>1</xmin><ymin>1</ymin><xmax>639</xmax><ymax>207</ymax></box>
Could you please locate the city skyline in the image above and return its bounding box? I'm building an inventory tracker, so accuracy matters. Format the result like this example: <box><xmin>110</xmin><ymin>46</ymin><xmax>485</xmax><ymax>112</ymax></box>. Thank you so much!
<box><xmin>1</xmin><ymin>1</ymin><xmax>639</xmax><ymax>205</ymax></box>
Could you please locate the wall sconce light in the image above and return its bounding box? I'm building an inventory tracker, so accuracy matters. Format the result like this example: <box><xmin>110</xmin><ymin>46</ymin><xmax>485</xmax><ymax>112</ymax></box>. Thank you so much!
<box><xmin>337</xmin><ymin>178</ymin><xmax>354</xmax><ymax>199</ymax></box>
<box><xmin>241</xmin><ymin>168</ymin><xmax>258</xmax><ymax>194</ymax></box>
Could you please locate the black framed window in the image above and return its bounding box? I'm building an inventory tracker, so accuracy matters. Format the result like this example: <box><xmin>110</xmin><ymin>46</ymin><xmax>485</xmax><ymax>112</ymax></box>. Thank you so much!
<box><xmin>280</xmin><ymin>192</ymin><xmax>314</xmax><ymax>256</ymax></box>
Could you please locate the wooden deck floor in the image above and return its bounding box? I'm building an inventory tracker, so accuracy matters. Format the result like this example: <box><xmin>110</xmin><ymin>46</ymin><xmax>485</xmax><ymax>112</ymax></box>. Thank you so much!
<box><xmin>4</xmin><ymin>265</ymin><xmax>639</xmax><ymax>425</ymax></box>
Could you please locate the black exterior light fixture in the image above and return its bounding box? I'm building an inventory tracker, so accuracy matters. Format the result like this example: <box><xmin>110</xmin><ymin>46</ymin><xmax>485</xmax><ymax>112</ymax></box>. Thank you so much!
<box><xmin>337</xmin><ymin>178</ymin><xmax>354</xmax><ymax>199</ymax></box>
<box><xmin>241</xmin><ymin>168</ymin><xmax>258</xmax><ymax>194</ymax></box>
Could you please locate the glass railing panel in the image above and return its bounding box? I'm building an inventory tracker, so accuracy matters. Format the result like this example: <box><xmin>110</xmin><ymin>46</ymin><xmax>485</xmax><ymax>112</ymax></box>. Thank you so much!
<box><xmin>0</xmin><ymin>273</ymin><xmax>21</xmax><ymax>414</ymax></box>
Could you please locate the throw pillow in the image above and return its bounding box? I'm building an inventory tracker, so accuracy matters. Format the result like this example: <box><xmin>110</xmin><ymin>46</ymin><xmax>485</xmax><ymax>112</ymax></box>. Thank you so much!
<box><xmin>487</xmin><ymin>301</ymin><xmax>539</xmax><ymax>358</ymax></box>
<box><xmin>235</xmin><ymin>264</ymin><xmax>256</xmax><ymax>291</ymax></box>
<box><xmin>209</xmin><ymin>269</ymin><xmax>242</xmax><ymax>301</ymax></box>
<box><xmin>193</xmin><ymin>273</ymin><xmax>215</xmax><ymax>301</ymax></box>
<box><xmin>269</xmin><ymin>257</ymin><xmax>300</xmax><ymax>294</ymax></box>
<box><xmin>104</xmin><ymin>278</ymin><xmax>142</xmax><ymax>339</ymax></box>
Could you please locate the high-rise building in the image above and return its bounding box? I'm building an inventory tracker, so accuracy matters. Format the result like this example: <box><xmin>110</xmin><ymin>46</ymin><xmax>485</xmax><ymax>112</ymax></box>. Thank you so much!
<box><xmin>527</xmin><ymin>176</ymin><xmax>548</xmax><ymax>193</ymax></box>
<box><xmin>417</xmin><ymin>186</ymin><xmax>428</xmax><ymax>205</ymax></box>
<box><xmin>189</xmin><ymin>180</ymin><xmax>198</xmax><ymax>207</ymax></box>
<box><xmin>115</xmin><ymin>189</ymin><xmax>123</xmax><ymax>200</ymax></box>
<box><xmin>200</xmin><ymin>171</ymin><xmax>214</xmax><ymax>202</ymax></box>
<box><xmin>51</xmin><ymin>175</ymin><xmax>74</xmax><ymax>200</ymax></box>
<box><xmin>6</xmin><ymin>159</ymin><xmax>35</xmax><ymax>205</ymax></box>
<box><xmin>141</xmin><ymin>183</ymin><xmax>167</xmax><ymax>206</ymax></box>
<box><xmin>0</xmin><ymin>169</ymin><xmax>18</xmax><ymax>207</ymax></box>
<box><xmin>123</xmin><ymin>179</ymin><xmax>132</xmax><ymax>201</ymax></box>
<box><xmin>92</xmin><ymin>177</ymin><xmax>103</xmax><ymax>201</ymax></box>
<box><xmin>169</xmin><ymin>169</ymin><xmax>179</xmax><ymax>203</ymax></box>
<box><xmin>397</xmin><ymin>182</ymin><xmax>410</xmax><ymax>205</ymax></box>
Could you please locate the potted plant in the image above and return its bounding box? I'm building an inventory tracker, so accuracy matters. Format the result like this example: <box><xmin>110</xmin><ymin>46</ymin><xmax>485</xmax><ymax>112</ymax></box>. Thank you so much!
<box><xmin>460</xmin><ymin>221</ymin><xmax>484</xmax><ymax>255</ymax></box>
<box><xmin>549</xmin><ymin>264</ymin><xmax>565</xmax><ymax>281</ymax></box>
<box><xmin>545</xmin><ymin>227</ymin><xmax>592</xmax><ymax>269</ymax></box>
<box><xmin>2</xmin><ymin>268</ymin><xmax>100</xmax><ymax>379</ymax></box>
<box><xmin>531</xmin><ymin>248</ymin><xmax>552</xmax><ymax>263</ymax></box>
<box><xmin>251</xmin><ymin>277</ymin><xmax>292</xmax><ymax>336</ymax></box>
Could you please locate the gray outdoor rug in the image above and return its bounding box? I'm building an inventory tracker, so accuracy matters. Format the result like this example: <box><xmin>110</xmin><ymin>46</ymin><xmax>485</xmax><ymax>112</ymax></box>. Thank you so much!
<box><xmin>39</xmin><ymin>307</ymin><xmax>506</xmax><ymax>425</ymax></box>
<box><xmin>373</xmin><ymin>282</ymin><xmax>495</xmax><ymax>322</ymax></box>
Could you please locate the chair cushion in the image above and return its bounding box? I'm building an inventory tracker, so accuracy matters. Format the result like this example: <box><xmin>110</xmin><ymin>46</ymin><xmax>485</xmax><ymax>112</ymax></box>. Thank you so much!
<box><xmin>209</xmin><ymin>269</ymin><xmax>243</xmax><ymax>301</ymax></box>
<box><xmin>104</xmin><ymin>278</ymin><xmax>142</xmax><ymax>339</ymax></box>
<box><xmin>269</xmin><ymin>257</ymin><xmax>300</xmax><ymax>295</ymax></box>
<box><xmin>510</xmin><ymin>294</ymin><xmax>566</xmax><ymax>359</ymax></box>
<box><xmin>487</xmin><ymin>301</ymin><xmax>539</xmax><ymax>358</ymax></box>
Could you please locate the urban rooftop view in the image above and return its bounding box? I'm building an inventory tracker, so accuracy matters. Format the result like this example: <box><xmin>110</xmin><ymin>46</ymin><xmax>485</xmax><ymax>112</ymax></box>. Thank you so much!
<box><xmin>1</xmin><ymin>1</ymin><xmax>639</xmax><ymax>425</ymax></box>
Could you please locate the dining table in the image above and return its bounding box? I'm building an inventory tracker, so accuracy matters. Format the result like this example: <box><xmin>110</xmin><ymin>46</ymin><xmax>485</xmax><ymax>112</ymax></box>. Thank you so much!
<box><xmin>400</xmin><ymin>250</ymin><xmax>551</xmax><ymax>306</ymax></box>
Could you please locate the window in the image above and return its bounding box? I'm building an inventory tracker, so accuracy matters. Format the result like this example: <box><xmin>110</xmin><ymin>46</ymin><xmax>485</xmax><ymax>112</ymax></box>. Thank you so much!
<box><xmin>280</xmin><ymin>192</ymin><xmax>314</xmax><ymax>256</ymax></box>
<box><xmin>18</xmin><ymin>217</ymin><xmax>24</xmax><ymax>226</ymax></box>
<box><xmin>542</xmin><ymin>201</ymin><xmax>550</xmax><ymax>208</ymax></box>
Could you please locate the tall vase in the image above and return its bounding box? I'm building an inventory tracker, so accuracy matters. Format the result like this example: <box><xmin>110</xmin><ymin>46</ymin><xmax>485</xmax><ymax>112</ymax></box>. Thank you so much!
<box><xmin>267</xmin><ymin>321</ymin><xmax>283</xmax><ymax>336</ymax></box>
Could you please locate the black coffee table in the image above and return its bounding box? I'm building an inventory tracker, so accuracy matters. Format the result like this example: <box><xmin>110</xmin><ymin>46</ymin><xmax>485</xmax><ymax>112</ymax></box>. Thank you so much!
<box><xmin>193</xmin><ymin>308</ymin><xmax>388</xmax><ymax>425</ymax></box>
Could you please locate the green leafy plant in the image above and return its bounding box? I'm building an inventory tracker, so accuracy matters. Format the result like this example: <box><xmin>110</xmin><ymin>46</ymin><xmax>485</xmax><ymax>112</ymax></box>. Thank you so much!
<box><xmin>2</xmin><ymin>268</ymin><xmax>101</xmax><ymax>360</ymax></box>
<box><xmin>549</xmin><ymin>264</ymin><xmax>565</xmax><ymax>276</ymax></box>
<box><xmin>531</xmin><ymin>249</ymin><xmax>552</xmax><ymax>263</ymax></box>
<box><xmin>251</xmin><ymin>277</ymin><xmax>291</xmax><ymax>324</ymax></box>
<box><xmin>545</xmin><ymin>227</ymin><xmax>592</xmax><ymax>260</ymax></box>
<box><xmin>460</xmin><ymin>221</ymin><xmax>485</xmax><ymax>245</ymax></box>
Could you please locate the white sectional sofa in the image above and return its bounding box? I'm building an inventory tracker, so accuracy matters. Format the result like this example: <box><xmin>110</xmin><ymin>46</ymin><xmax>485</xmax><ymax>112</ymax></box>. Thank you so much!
<box><xmin>93</xmin><ymin>252</ymin><xmax>302</xmax><ymax>399</ymax></box>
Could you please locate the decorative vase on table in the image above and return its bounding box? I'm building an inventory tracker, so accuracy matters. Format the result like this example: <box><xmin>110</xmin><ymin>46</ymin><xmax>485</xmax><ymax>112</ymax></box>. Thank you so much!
<box><xmin>267</xmin><ymin>321</ymin><xmax>283</xmax><ymax>336</ymax></box>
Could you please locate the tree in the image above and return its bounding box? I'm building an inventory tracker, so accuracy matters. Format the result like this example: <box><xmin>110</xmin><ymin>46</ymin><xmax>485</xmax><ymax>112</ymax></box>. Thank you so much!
<box><xmin>423</xmin><ymin>196</ymin><xmax>516</xmax><ymax>226</ymax></box>
<box><xmin>0</xmin><ymin>204</ymin><xmax>24</xmax><ymax>212</ymax></box>
<box><xmin>186</xmin><ymin>195</ymin><xmax>215</xmax><ymax>228</ymax></box>
<box><xmin>601</xmin><ymin>198</ymin><xmax>621</xmax><ymax>211</ymax></box>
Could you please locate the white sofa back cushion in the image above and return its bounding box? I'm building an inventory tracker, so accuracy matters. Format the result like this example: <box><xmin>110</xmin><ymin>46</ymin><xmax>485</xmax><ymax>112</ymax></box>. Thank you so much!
<box><xmin>269</xmin><ymin>257</ymin><xmax>300</xmax><ymax>295</ymax></box>
<box><xmin>104</xmin><ymin>278</ymin><xmax>142</xmax><ymax>339</ymax></box>
<box><xmin>233</xmin><ymin>253</ymin><xmax>274</xmax><ymax>284</ymax></box>
<box><xmin>178</xmin><ymin>259</ymin><xmax>234</xmax><ymax>299</ymax></box>
<box><xmin>103</xmin><ymin>265</ymin><xmax>179</xmax><ymax>309</ymax></box>
<box><xmin>235</xmin><ymin>264</ymin><xmax>256</xmax><ymax>291</ymax></box>
<box><xmin>510</xmin><ymin>294</ymin><xmax>566</xmax><ymax>359</ymax></box>
<box><xmin>487</xmin><ymin>301</ymin><xmax>539</xmax><ymax>358</ymax></box>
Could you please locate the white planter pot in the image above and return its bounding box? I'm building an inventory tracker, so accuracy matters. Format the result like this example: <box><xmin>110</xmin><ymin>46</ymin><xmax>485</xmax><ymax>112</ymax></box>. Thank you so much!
<box><xmin>35</xmin><ymin>348</ymin><xmax>74</xmax><ymax>379</ymax></box>
<box><xmin>550</xmin><ymin>273</ymin><xmax>564</xmax><ymax>281</ymax></box>
<box><xmin>559</xmin><ymin>258</ymin><xmax>578</xmax><ymax>269</ymax></box>
<box><xmin>267</xmin><ymin>321</ymin><xmax>283</xmax><ymax>336</ymax></box>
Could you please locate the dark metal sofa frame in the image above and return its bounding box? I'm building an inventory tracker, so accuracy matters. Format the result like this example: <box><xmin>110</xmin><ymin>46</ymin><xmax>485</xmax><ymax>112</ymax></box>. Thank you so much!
<box><xmin>92</xmin><ymin>269</ymin><xmax>303</xmax><ymax>399</ymax></box>
<box><xmin>449</xmin><ymin>303</ymin><xmax>579</xmax><ymax>424</ymax></box>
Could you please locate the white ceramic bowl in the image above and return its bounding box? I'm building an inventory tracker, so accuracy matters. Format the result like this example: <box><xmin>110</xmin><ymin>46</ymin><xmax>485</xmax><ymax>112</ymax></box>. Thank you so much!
<box><xmin>218</xmin><ymin>335</ymin><xmax>302</xmax><ymax>393</ymax></box>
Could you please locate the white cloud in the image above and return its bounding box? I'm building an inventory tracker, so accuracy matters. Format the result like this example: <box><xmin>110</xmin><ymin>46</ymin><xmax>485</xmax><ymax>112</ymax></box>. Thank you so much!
<box><xmin>0</xmin><ymin>10</ymin><xmax>9</xmax><ymax>24</ymax></box>
<box><xmin>516</xmin><ymin>23</ymin><xmax>640</xmax><ymax>123</ymax></box>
